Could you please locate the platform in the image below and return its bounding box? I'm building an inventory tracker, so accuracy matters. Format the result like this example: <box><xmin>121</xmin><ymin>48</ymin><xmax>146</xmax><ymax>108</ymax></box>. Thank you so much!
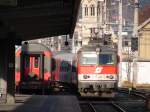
<box><xmin>0</xmin><ymin>95</ymin><xmax>81</xmax><ymax>112</ymax></box>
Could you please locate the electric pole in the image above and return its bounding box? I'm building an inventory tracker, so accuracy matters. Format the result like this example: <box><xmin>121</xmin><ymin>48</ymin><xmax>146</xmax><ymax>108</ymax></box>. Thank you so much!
<box><xmin>97</xmin><ymin>0</ymin><xmax>104</xmax><ymax>38</ymax></box>
<box><xmin>104</xmin><ymin>0</ymin><xmax>107</xmax><ymax>32</ymax></box>
<box><xmin>132</xmin><ymin>0</ymin><xmax>139</xmax><ymax>88</ymax></box>
<box><xmin>118</xmin><ymin>0</ymin><xmax>123</xmax><ymax>87</ymax></box>
<box><xmin>133</xmin><ymin>0</ymin><xmax>139</xmax><ymax>37</ymax></box>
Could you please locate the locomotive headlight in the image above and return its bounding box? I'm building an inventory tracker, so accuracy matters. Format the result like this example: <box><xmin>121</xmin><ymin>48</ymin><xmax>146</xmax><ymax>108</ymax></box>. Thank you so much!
<box><xmin>83</xmin><ymin>75</ymin><xmax>88</xmax><ymax>79</ymax></box>
<box><xmin>109</xmin><ymin>75</ymin><xmax>114</xmax><ymax>79</ymax></box>
<box><xmin>83</xmin><ymin>75</ymin><xmax>90</xmax><ymax>79</ymax></box>
<box><xmin>106</xmin><ymin>75</ymin><xmax>114</xmax><ymax>79</ymax></box>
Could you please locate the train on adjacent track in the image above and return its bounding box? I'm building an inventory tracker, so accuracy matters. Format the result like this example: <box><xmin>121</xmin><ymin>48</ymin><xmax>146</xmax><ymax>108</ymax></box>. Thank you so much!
<box><xmin>15</xmin><ymin>42</ymin><xmax>53</xmax><ymax>93</ymax></box>
<box><xmin>77</xmin><ymin>38</ymin><xmax>119</xmax><ymax>97</ymax></box>
<box><xmin>15</xmin><ymin>42</ymin><xmax>77</xmax><ymax>94</ymax></box>
<box><xmin>51</xmin><ymin>51</ymin><xmax>77</xmax><ymax>92</ymax></box>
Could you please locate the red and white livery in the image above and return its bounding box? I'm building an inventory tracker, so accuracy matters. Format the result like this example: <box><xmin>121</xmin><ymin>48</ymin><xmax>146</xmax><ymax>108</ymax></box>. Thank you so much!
<box><xmin>15</xmin><ymin>42</ymin><xmax>53</xmax><ymax>93</ymax></box>
<box><xmin>77</xmin><ymin>41</ymin><xmax>118</xmax><ymax>97</ymax></box>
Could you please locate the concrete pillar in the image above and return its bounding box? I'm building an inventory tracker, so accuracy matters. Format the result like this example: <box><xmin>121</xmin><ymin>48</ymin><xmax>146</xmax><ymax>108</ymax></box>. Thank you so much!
<box><xmin>6</xmin><ymin>32</ymin><xmax>16</xmax><ymax>104</ymax></box>
<box><xmin>0</xmin><ymin>32</ymin><xmax>16</xmax><ymax>104</ymax></box>
<box><xmin>0</xmin><ymin>40</ymin><xmax>7</xmax><ymax>103</ymax></box>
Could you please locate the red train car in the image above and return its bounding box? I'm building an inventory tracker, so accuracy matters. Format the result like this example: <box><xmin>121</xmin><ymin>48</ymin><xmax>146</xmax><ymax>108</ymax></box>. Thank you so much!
<box><xmin>15</xmin><ymin>42</ymin><xmax>53</xmax><ymax>93</ymax></box>
<box><xmin>51</xmin><ymin>51</ymin><xmax>77</xmax><ymax>91</ymax></box>
<box><xmin>77</xmin><ymin>42</ymin><xmax>118</xmax><ymax>97</ymax></box>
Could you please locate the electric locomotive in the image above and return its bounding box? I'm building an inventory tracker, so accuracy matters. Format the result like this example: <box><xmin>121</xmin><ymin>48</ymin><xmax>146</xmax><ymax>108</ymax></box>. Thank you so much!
<box><xmin>77</xmin><ymin>38</ymin><xmax>118</xmax><ymax>97</ymax></box>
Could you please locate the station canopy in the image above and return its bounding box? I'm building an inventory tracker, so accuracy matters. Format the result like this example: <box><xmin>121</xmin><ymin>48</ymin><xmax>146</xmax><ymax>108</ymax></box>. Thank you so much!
<box><xmin>0</xmin><ymin>0</ymin><xmax>81</xmax><ymax>40</ymax></box>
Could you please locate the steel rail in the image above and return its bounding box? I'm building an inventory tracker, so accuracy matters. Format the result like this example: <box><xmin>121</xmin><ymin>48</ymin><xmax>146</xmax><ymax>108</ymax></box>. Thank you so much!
<box><xmin>111</xmin><ymin>101</ymin><xmax>127</xmax><ymax>112</ymax></box>
<box><xmin>118</xmin><ymin>88</ymin><xmax>146</xmax><ymax>100</ymax></box>
<box><xmin>88</xmin><ymin>103</ymin><xmax>97</xmax><ymax>112</ymax></box>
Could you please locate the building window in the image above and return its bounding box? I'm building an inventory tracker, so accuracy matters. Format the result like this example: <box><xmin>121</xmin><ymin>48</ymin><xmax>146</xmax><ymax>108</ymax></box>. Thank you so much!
<box><xmin>97</xmin><ymin>2</ymin><xmax>100</xmax><ymax>16</ymax></box>
<box><xmin>90</xmin><ymin>28</ymin><xmax>95</xmax><ymax>37</ymax></box>
<box><xmin>84</xmin><ymin>5</ymin><xmax>88</xmax><ymax>16</ymax></box>
<box><xmin>124</xmin><ymin>41</ymin><xmax>129</xmax><ymax>46</ymax></box>
<box><xmin>78</xmin><ymin>6</ymin><xmax>82</xmax><ymax>19</ymax></box>
<box><xmin>90</xmin><ymin>5</ymin><xmax>95</xmax><ymax>16</ymax></box>
<box><xmin>74</xmin><ymin>32</ymin><xmax>78</xmax><ymax>46</ymax></box>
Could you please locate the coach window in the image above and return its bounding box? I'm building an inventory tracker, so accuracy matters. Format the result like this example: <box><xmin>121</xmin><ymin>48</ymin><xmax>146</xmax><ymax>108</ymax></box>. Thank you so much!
<box><xmin>34</xmin><ymin>57</ymin><xmax>39</xmax><ymax>68</ymax></box>
<box><xmin>25</xmin><ymin>56</ymin><xmax>30</xmax><ymax>67</ymax></box>
<box><xmin>72</xmin><ymin>65</ymin><xmax>76</xmax><ymax>72</ymax></box>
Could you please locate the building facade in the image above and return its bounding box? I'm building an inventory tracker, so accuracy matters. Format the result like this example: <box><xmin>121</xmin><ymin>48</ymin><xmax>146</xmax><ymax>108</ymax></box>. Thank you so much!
<box><xmin>73</xmin><ymin>0</ymin><xmax>134</xmax><ymax>53</ymax></box>
<box><xmin>72</xmin><ymin>0</ymin><xmax>106</xmax><ymax>53</ymax></box>
<box><xmin>138</xmin><ymin>18</ymin><xmax>150</xmax><ymax>60</ymax></box>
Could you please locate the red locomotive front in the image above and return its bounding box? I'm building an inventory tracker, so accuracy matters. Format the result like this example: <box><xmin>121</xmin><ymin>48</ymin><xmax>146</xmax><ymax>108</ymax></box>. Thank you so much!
<box><xmin>77</xmin><ymin>45</ymin><xmax>118</xmax><ymax>97</ymax></box>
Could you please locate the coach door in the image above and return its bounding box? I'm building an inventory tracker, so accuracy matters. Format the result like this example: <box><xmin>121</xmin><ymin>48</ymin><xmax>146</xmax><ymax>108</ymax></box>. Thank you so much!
<box><xmin>21</xmin><ymin>53</ymin><xmax>44</xmax><ymax>81</ymax></box>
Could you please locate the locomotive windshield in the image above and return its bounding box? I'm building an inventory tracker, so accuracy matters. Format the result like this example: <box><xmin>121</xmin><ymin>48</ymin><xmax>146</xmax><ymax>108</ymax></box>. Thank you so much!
<box><xmin>98</xmin><ymin>54</ymin><xmax>115</xmax><ymax>65</ymax></box>
<box><xmin>80</xmin><ymin>53</ymin><xmax>97</xmax><ymax>65</ymax></box>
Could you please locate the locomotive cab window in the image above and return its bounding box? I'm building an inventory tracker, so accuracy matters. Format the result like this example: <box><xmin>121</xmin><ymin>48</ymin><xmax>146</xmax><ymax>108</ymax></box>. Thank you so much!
<box><xmin>80</xmin><ymin>53</ymin><xmax>97</xmax><ymax>65</ymax></box>
<box><xmin>98</xmin><ymin>54</ymin><xmax>115</xmax><ymax>65</ymax></box>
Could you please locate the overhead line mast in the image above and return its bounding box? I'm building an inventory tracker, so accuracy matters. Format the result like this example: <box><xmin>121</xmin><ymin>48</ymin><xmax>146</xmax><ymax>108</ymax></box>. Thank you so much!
<box><xmin>118</xmin><ymin>0</ymin><xmax>123</xmax><ymax>87</ymax></box>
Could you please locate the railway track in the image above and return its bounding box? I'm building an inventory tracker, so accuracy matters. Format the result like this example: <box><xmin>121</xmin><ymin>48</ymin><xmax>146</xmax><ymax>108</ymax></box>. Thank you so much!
<box><xmin>79</xmin><ymin>101</ymin><xmax>127</xmax><ymax>112</ymax></box>
<box><xmin>118</xmin><ymin>88</ymin><xmax>147</xmax><ymax>100</ymax></box>
<box><xmin>79</xmin><ymin>89</ymin><xmax>149</xmax><ymax>112</ymax></box>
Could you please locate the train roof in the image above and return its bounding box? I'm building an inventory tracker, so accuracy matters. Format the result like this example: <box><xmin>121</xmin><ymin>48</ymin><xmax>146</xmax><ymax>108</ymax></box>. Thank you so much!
<box><xmin>78</xmin><ymin>44</ymin><xmax>117</xmax><ymax>53</ymax></box>
<box><xmin>53</xmin><ymin>51</ymin><xmax>76</xmax><ymax>61</ymax></box>
<box><xmin>21</xmin><ymin>42</ymin><xmax>51</xmax><ymax>53</ymax></box>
